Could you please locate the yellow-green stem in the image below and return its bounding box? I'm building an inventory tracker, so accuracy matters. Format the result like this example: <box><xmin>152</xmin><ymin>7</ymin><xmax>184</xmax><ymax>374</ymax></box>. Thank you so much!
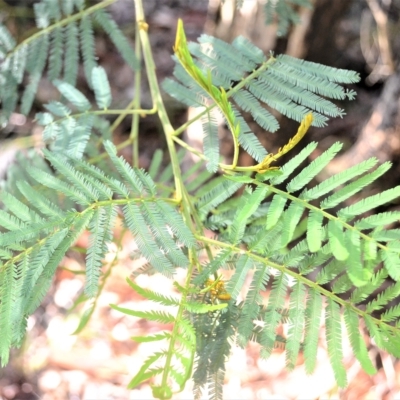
<box><xmin>134</xmin><ymin>1</ymin><xmax>189</xmax><ymax>393</ymax></box>
<box><xmin>130</xmin><ymin>23</ymin><xmax>142</xmax><ymax>168</ymax></box>
<box><xmin>134</xmin><ymin>2</ymin><xmax>184</xmax><ymax>203</ymax></box>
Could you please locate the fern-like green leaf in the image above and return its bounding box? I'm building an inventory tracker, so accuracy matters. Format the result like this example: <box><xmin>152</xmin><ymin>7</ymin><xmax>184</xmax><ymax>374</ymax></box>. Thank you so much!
<box><xmin>306</xmin><ymin>210</ymin><xmax>323</xmax><ymax>252</ymax></box>
<box><xmin>162</xmin><ymin>78</ymin><xmax>208</xmax><ymax>107</ymax></box>
<box><xmin>140</xmin><ymin>202</ymin><xmax>188</xmax><ymax>268</ymax></box>
<box><xmin>21</xmin><ymin>35</ymin><xmax>49</xmax><ymax>115</ymax></box>
<box><xmin>11</xmin><ymin>256</ymin><xmax>30</xmax><ymax>347</ymax></box>
<box><xmin>85</xmin><ymin>205</ymin><xmax>116</xmax><ymax>297</ymax></box>
<box><xmin>202</xmin><ymin>111</ymin><xmax>220</xmax><ymax>172</ymax></box>
<box><xmin>0</xmin><ymin>265</ymin><xmax>14</xmax><ymax>366</ymax></box>
<box><xmin>11</xmin><ymin>44</ymin><xmax>28</xmax><ymax>84</ymax></box>
<box><xmin>270</xmin><ymin>142</ymin><xmax>318</xmax><ymax>185</ymax></box>
<box><xmin>237</xmin><ymin>131</ymin><xmax>269</xmax><ymax>163</ymax></box>
<box><xmin>2</xmin><ymin>192</ymin><xmax>41</xmax><ymax>223</ymax></box>
<box><xmin>0</xmin><ymin>25</ymin><xmax>16</xmax><ymax>51</ymax></box>
<box><xmin>373</xmin><ymin>229</ymin><xmax>400</xmax><ymax>242</ymax></box>
<box><xmin>325</xmin><ymin>298</ymin><xmax>347</xmax><ymax>387</ymax></box>
<box><xmin>301</xmin><ymin>158</ymin><xmax>378</xmax><ymax>201</ymax></box>
<box><xmin>321</xmin><ymin>162</ymin><xmax>391</xmax><ymax>209</ymax></box>
<box><xmin>48</xmin><ymin>27</ymin><xmax>63</xmax><ymax>80</ymax></box>
<box><xmin>44</xmin><ymin>149</ymin><xmax>103</xmax><ymax>200</ymax></box>
<box><xmin>346</xmin><ymin>230</ymin><xmax>365</xmax><ymax>286</ymax></box>
<box><xmin>80</xmin><ymin>15</ymin><xmax>97</xmax><ymax>88</ymax></box>
<box><xmin>261</xmin><ymin>271</ymin><xmax>288</xmax><ymax>358</ymax></box>
<box><xmin>75</xmin><ymin>158</ymin><xmax>130</xmax><ymax>198</ymax></box>
<box><xmin>63</xmin><ymin>21</ymin><xmax>79</xmax><ymax>84</ymax></box>
<box><xmin>281</xmin><ymin>202</ymin><xmax>304</xmax><ymax>247</ymax></box>
<box><xmin>350</xmin><ymin>268</ymin><xmax>387</xmax><ymax>304</ymax></box>
<box><xmin>131</xmin><ymin>331</ymin><xmax>171</xmax><ymax>343</ymax></box>
<box><xmin>238</xmin><ymin>265</ymin><xmax>270</xmax><ymax>346</ymax></box>
<box><xmin>53</xmin><ymin>79</ymin><xmax>91</xmax><ymax>111</ymax></box>
<box><xmin>92</xmin><ymin>66</ymin><xmax>112</xmax><ymax>109</ymax></box>
<box><xmin>233</xmin><ymin>90</ymin><xmax>279</xmax><ymax>133</ymax></box>
<box><xmin>61</xmin><ymin>0</ymin><xmax>77</xmax><ymax>18</ymax></box>
<box><xmin>197</xmin><ymin>178</ymin><xmax>243</xmax><ymax>218</ymax></box>
<box><xmin>127</xmin><ymin>351</ymin><xmax>166</xmax><ymax>389</ymax></box>
<box><xmin>26</xmin><ymin>211</ymin><xmax>94</xmax><ymax>316</ymax></box>
<box><xmin>286</xmin><ymin>282</ymin><xmax>307</xmax><ymax>370</ymax></box>
<box><xmin>104</xmin><ymin>141</ymin><xmax>144</xmax><ymax>196</ymax></box>
<box><xmin>328</xmin><ymin>220</ymin><xmax>349</xmax><ymax>261</ymax></box>
<box><xmin>286</xmin><ymin>142</ymin><xmax>343</xmax><ymax>193</ymax></box>
<box><xmin>29</xmin><ymin>165</ymin><xmax>89</xmax><ymax>206</ymax></box>
<box><xmin>231</xmin><ymin>35</ymin><xmax>265</xmax><ymax>64</ymax></box>
<box><xmin>226</xmin><ymin>255</ymin><xmax>253</xmax><ymax>301</ymax></box>
<box><xmin>20</xmin><ymin>229</ymin><xmax>68</xmax><ymax>315</ymax></box>
<box><xmin>303</xmin><ymin>288</ymin><xmax>323</xmax><ymax>374</ymax></box>
<box><xmin>355</xmin><ymin>212</ymin><xmax>400</xmax><ymax>230</ymax></box>
<box><xmin>44</xmin><ymin>101</ymin><xmax>72</xmax><ymax>117</ymax></box>
<box><xmin>0</xmin><ymin>210</ymin><xmax>26</xmax><ymax>232</ymax></box>
<box><xmin>185</xmin><ymin>302</ymin><xmax>227</xmax><ymax>314</ymax></box>
<box><xmin>230</xmin><ymin>186</ymin><xmax>269</xmax><ymax>244</ymax></box>
<box><xmin>154</xmin><ymin>200</ymin><xmax>195</xmax><ymax>248</ymax></box>
<box><xmin>339</xmin><ymin>186</ymin><xmax>400</xmax><ymax>220</ymax></box>
<box><xmin>266</xmin><ymin>194</ymin><xmax>287</xmax><ymax>230</ymax></box>
<box><xmin>380</xmin><ymin>248</ymin><xmax>400</xmax><ymax>281</ymax></box>
<box><xmin>110</xmin><ymin>305</ymin><xmax>175</xmax><ymax>324</ymax></box>
<box><xmin>366</xmin><ymin>281</ymin><xmax>400</xmax><ymax>313</ymax></box>
<box><xmin>93</xmin><ymin>9</ymin><xmax>138</xmax><ymax>71</ymax></box>
<box><xmin>70</xmin><ymin>117</ymin><xmax>97</xmax><ymax>159</ymax></box>
<box><xmin>278</xmin><ymin>54</ymin><xmax>360</xmax><ymax>84</ymax></box>
<box><xmin>343</xmin><ymin>307</ymin><xmax>376</xmax><ymax>374</ymax></box>
<box><xmin>381</xmin><ymin>303</ymin><xmax>400</xmax><ymax>323</ymax></box>
<box><xmin>194</xmin><ymin>249</ymin><xmax>233</xmax><ymax>285</ymax></box>
<box><xmin>123</xmin><ymin>203</ymin><xmax>174</xmax><ymax>277</ymax></box>
<box><xmin>248</xmin><ymin>80</ymin><xmax>326</xmax><ymax>127</ymax></box>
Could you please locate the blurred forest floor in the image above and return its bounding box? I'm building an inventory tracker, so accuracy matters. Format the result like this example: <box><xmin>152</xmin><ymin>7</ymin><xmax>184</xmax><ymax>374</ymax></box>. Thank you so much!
<box><xmin>1</xmin><ymin>0</ymin><xmax>400</xmax><ymax>399</ymax></box>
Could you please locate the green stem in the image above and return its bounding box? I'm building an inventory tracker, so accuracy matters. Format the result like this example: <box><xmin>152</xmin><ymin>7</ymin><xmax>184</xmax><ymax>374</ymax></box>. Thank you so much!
<box><xmin>45</xmin><ymin>107</ymin><xmax>156</xmax><ymax>128</ymax></box>
<box><xmin>134</xmin><ymin>3</ymin><xmax>185</xmax><ymax>391</ymax></box>
<box><xmin>133</xmin><ymin>1</ymin><xmax>211</xmax><ymax>393</ymax></box>
<box><xmin>134</xmin><ymin>3</ymin><xmax>183</xmax><ymax>203</ymax></box>
<box><xmin>107</xmin><ymin>106</ymin><xmax>156</xmax><ymax>162</ymax></box>
<box><xmin>172</xmin><ymin>135</ymin><xmax>207</xmax><ymax>161</ymax></box>
<box><xmin>130</xmin><ymin>24</ymin><xmax>142</xmax><ymax>168</ymax></box>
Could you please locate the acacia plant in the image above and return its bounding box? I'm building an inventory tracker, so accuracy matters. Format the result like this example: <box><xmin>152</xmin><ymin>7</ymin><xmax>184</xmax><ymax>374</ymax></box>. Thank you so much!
<box><xmin>1</xmin><ymin>0</ymin><xmax>400</xmax><ymax>399</ymax></box>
